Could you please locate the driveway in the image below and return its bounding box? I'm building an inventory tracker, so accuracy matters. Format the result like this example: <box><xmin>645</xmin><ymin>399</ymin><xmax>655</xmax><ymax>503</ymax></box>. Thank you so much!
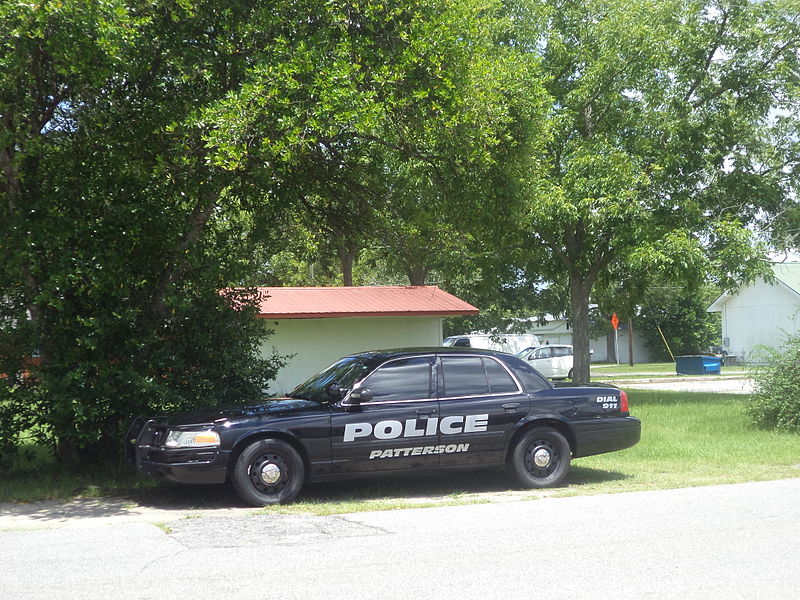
<box><xmin>2</xmin><ymin>478</ymin><xmax>798</xmax><ymax>599</ymax></box>
<box><xmin>615</xmin><ymin>375</ymin><xmax>754</xmax><ymax>394</ymax></box>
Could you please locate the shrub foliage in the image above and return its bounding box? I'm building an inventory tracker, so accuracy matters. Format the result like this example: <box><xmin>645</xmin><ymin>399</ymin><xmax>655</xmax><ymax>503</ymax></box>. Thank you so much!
<box><xmin>747</xmin><ymin>336</ymin><xmax>800</xmax><ymax>433</ymax></box>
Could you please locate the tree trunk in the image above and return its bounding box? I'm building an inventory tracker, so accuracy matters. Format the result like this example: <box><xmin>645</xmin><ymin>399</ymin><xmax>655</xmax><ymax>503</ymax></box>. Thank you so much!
<box><xmin>55</xmin><ymin>435</ymin><xmax>81</xmax><ymax>466</ymax></box>
<box><xmin>337</xmin><ymin>244</ymin><xmax>355</xmax><ymax>286</ymax></box>
<box><xmin>135</xmin><ymin>187</ymin><xmax>222</xmax><ymax>371</ymax></box>
<box><xmin>146</xmin><ymin>193</ymin><xmax>219</xmax><ymax>321</ymax></box>
<box><xmin>3</xmin><ymin>137</ymin><xmax>69</xmax><ymax>463</ymax></box>
<box><xmin>606</xmin><ymin>331</ymin><xmax>616</xmax><ymax>363</ymax></box>
<box><xmin>628</xmin><ymin>317</ymin><xmax>634</xmax><ymax>366</ymax></box>
<box><xmin>406</xmin><ymin>265</ymin><xmax>427</xmax><ymax>286</ymax></box>
<box><xmin>568</xmin><ymin>271</ymin><xmax>592</xmax><ymax>384</ymax></box>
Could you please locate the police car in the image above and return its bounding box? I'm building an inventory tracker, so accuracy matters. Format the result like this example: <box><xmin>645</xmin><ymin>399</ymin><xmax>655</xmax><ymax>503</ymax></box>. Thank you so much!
<box><xmin>126</xmin><ymin>348</ymin><xmax>641</xmax><ymax>506</ymax></box>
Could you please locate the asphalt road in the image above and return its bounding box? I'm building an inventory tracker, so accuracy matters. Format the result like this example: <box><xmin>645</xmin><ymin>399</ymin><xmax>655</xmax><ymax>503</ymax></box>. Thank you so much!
<box><xmin>2</xmin><ymin>478</ymin><xmax>799</xmax><ymax>599</ymax></box>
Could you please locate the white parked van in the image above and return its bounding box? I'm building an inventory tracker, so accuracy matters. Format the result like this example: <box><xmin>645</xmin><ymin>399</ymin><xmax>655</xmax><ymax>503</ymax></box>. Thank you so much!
<box><xmin>442</xmin><ymin>333</ymin><xmax>541</xmax><ymax>355</ymax></box>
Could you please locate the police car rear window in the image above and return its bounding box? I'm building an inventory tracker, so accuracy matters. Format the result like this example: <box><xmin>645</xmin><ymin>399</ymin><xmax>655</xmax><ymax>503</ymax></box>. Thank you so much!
<box><xmin>504</xmin><ymin>357</ymin><xmax>550</xmax><ymax>392</ymax></box>
<box><xmin>483</xmin><ymin>358</ymin><xmax>518</xmax><ymax>393</ymax></box>
<box><xmin>441</xmin><ymin>356</ymin><xmax>489</xmax><ymax>397</ymax></box>
<box><xmin>439</xmin><ymin>356</ymin><xmax>519</xmax><ymax>397</ymax></box>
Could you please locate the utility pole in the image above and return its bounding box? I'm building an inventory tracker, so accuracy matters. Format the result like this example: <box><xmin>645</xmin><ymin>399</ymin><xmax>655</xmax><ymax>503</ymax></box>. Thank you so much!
<box><xmin>611</xmin><ymin>313</ymin><xmax>620</xmax><ymax>365</ymax></box>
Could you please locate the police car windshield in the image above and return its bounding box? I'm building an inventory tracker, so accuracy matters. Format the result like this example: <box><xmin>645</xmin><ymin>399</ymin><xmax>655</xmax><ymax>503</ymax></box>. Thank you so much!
<box><xmin>289</xmin><ymin>357</ymin><xmax>372</xmax><ymax>402</ymax></box>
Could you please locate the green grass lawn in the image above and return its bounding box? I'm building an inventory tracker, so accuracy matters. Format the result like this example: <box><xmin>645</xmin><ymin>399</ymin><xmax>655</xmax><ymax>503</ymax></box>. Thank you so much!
<box><xmin>559</xmin><ymin>389</ymin><xmax>800</xmax><ymax>496</ymax></box>
<box><xmin>1</xmin><ymin>390</ymin><xmax>797</xmax><ymax>513</ymax></box>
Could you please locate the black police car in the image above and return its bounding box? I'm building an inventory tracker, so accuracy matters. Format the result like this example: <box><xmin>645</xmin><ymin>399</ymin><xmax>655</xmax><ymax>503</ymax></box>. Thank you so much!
<box><xmin>126</xmin><ymin>348</ymin><xmax>641</xmax><ymax>506</ymax></box>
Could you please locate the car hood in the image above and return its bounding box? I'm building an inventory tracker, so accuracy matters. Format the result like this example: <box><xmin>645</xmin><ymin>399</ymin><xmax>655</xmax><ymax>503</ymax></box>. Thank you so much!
<box><xmin>153</xmin><ymin>397</ymin><xmax>323</xmax><ymax>428</ymax></box>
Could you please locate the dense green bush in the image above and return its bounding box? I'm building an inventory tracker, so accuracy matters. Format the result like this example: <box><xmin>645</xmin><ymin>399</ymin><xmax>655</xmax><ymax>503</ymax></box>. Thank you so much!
<box><xmin>747</xmin><ymin>336</ymin><xmax>800</xmax><ymax>433</ymax></box>
<box><xmin>0</xmin><ymin>288</ymin><xmax>285</xmax><ymax>470</ymax></box>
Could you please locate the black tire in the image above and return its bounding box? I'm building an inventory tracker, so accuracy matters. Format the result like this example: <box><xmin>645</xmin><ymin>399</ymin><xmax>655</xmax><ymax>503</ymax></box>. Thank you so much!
<box><xmin>509</xmin><ymin>427</ymin><xmax>571</xmax><ymax>488</ymax></box>
<box><xmin>567</xmin><ymin>368</ymin><xmax>574</xmax><ymax>381</ymax></box>
<box><xmin>231</xmin><ymin>439</ymin><xmax>305</xmax><ymax>506</ymax></box>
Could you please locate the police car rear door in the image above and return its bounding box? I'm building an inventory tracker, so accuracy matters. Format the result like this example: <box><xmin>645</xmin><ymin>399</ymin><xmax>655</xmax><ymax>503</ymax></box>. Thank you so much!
<box><xmin>436</xmin><ymin>354</ymin><xmax>530</xmax><ymax>467</ymax></box>
<box><xmin>330</xmin><ymin>355</ymin><xmax>440</xmax><ymax>473</ymax></box>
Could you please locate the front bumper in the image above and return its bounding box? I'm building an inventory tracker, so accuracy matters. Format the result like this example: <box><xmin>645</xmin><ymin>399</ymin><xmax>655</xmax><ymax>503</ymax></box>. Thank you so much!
<box><xmin>125</xmin><ymin>417</ymin><xmax>229</xmax><ymax>485</ymax></box>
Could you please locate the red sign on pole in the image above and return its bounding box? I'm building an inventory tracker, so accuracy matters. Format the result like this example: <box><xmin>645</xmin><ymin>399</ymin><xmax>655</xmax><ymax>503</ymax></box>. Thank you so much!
<box><xmin>611</xmin><ymin>313</ymin><xmax>620</xmax><ymax>330</ymax></box>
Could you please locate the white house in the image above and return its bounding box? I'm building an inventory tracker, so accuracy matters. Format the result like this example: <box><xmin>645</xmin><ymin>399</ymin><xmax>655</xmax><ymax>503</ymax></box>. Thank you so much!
<box><xmin>523</xmin><ymin>316</ymin><xmax>655</xmax><ymax>363</ymax></box>
<box><xmin>521</xmin><ymin>316</ymin><xmax>573</xmax><ymax>346</ymax></box>
<box><xmin>707</xmin><ymin>262</ymin><xmax>800</xmax><ymax>361</ymax></box>
<box><xmin>589</xmin><ymin>326</ymin><xmax>654</xmax><ymax>364</ymax></box>
<box><xmin>256</xmin><ymin>286</ymin><xmax>478</xmax><ymax>394</ymax></box>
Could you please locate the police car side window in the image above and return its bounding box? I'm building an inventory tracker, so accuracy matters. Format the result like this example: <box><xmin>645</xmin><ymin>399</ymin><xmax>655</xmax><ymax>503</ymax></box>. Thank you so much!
<box><xmin>441</xmin><ymin>356</ymin><xmax>489</xmax><ymax>397</ymax></box>
<box><xmin>483</xmin><ymin>358</ymin><xmax>518</xmax><ymax>393</ymax></box>
<box><xmin>362</xmin><ymin>357</ymin><xmax>432</xmax><ymax>402</ymax></box>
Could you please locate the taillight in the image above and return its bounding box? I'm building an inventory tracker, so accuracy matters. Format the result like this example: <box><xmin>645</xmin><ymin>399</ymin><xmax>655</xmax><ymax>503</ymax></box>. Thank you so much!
<box><xmin>620</xmin><ymin>389</ymin><xmax>629</xmax><ymax>413</ymax></box>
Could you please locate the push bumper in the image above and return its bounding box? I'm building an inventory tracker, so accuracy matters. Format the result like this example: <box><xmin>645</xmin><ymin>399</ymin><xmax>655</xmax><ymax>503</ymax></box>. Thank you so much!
<box><xmin>125</xmin><ymin>417</ymin><xmax>229</xmax><ymax>485</ymax></box>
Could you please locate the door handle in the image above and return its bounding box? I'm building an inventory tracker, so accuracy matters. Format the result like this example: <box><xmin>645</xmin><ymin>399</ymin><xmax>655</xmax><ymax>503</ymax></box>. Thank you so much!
<box><xmin>502</xmin><ymin>402</ymin><xmax>520</xmax><ymax>410</ymax></box>
<box><xmin>416</xmin><ymin>408</ymin><xmax>437</xmax><ymax>416</ymax></box>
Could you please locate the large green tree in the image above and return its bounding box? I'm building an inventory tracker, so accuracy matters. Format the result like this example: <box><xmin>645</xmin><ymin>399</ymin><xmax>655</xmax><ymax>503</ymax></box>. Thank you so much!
<box><xmin>0</xmin><ymin>0</ymin><xmax>298</xmax><ymax>464</ymax></box>
<box><xmin>263</xmin><ymin>0</ymin><xmax>550</xmax><ymax>288</ymax></box>
<box><xmin>511</xmin><ymin>0</ymin><xmax>799</xmax><ymax>382</ymax></box>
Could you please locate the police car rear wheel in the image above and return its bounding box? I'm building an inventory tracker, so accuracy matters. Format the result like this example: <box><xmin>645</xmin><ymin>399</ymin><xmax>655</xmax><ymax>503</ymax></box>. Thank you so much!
<box><xmin>231</xmin><ymin>439</ymin><xmax>304</xmax><ymax>506</ymax></box>
<box><xmin>510</xmin><ymin>427</ymin><xmax>570</xmax><ymax>488</ymax></box>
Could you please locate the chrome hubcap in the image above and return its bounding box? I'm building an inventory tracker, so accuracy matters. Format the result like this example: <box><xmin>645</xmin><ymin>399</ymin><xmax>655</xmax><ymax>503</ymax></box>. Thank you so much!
<box><xmin>260</xmin><ymin>463</ymin><xmax>281</xmax><ymax>485</ymax></box>
<box><xmin>533</xmin><ymin>447</ymin><xmax>551</xmax><ymax>468</ymax></box>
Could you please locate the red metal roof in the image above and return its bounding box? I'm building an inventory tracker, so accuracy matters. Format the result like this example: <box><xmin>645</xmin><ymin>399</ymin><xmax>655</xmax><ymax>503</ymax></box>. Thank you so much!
<box><xmin>255</xmin><ymin>286</ymin><xmax>479</xmax><ymax>319</ymax></box>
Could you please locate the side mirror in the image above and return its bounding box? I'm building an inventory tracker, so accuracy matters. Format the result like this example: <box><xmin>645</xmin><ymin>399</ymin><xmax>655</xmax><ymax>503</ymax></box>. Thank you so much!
<box><xmin>326</xmin><ymin>382</ymin><xmax>343</xmax><ymax>398</ymax></box>
<box><xmin>348</xmin><ymin>387</ymin><xmax>373</xmax><ymax>404</ymax></box>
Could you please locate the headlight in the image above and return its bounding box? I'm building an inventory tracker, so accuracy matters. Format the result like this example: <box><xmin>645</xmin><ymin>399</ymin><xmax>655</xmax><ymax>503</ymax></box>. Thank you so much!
<box><xmin>164</xmin><ymin>430</ymin><xmax>221</xmax><ymax>448</ymax></box>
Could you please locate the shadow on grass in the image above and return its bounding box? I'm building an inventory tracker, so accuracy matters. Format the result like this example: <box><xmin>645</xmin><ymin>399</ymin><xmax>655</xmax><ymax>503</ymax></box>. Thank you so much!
<box><xmin>124</xmin><ymin>465</ymin><xmax>632</xmax><ymax>511</ymax></box>
<box><xmin>120</xmin><ymin>472</ymin><xmax>518</xmax><ymax>511</ymax></box>
<box><xmin>121</xmin><ymin>481</ymin><xmax>243</xmax><ymax>509</ymax></box>
<box><xmin>1</xmin><ymin>464</ymin><xmax>633</xmax><ymax>519</ymax></box>
<box><xmin>565</xmin><ymin>465</ymin><xmax>630</xmax><ymax>485</ymax></box>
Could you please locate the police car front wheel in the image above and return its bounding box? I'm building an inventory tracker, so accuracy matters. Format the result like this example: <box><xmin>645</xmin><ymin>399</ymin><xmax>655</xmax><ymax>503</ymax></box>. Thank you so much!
<box><xmin>510</xmin><ymin>427</ymin><xmax>570</xmax><ymax>488</ymax></box>
<box><xmin>231</xmin><ymin>439</ymin><xmax>305</xmax><ymax>506</ymax></box>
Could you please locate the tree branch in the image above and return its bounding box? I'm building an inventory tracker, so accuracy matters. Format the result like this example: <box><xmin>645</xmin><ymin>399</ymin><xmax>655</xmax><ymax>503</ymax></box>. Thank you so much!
<box><xmin>146</xmin><ymin>185</ymin><xmax>222</xmax><ymax>320</ymax></box>
<box><xmin>691</xmin><ymin>37</ymin><xmax>799</xmax><ymax>111</ymax></box>
<box><xmin>534</xmin><ymin>226</ymin><xmax>572</xmax><ymax>269</ymax></box>
<box><xmin>684</xmin><ymin>9</ymin><xmax>730</xmax><ymax>104</ymax></box>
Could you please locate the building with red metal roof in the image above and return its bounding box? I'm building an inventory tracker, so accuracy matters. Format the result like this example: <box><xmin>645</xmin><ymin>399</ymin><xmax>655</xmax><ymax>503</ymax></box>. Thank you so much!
<box><xmin>255</xmin><ymin>286</ymin><xmax>478</xmax><ymax>319</ymax></box>
<box><xmin>256</xmin><ymin>286</ymin><xmax>478</xmax><ymax>393</ymax></box>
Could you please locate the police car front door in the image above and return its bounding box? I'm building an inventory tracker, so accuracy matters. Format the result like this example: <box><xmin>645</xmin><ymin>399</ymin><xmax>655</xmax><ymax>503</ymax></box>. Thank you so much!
<box><xmin>330</xmin><ymin>356</ymin><xmax>440</xmax><ymax>473</ymax></box>
<box><xmin>436</xmin><ymin>355</ymin><xmax>530</xmax><ymax>467</ymax></box>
